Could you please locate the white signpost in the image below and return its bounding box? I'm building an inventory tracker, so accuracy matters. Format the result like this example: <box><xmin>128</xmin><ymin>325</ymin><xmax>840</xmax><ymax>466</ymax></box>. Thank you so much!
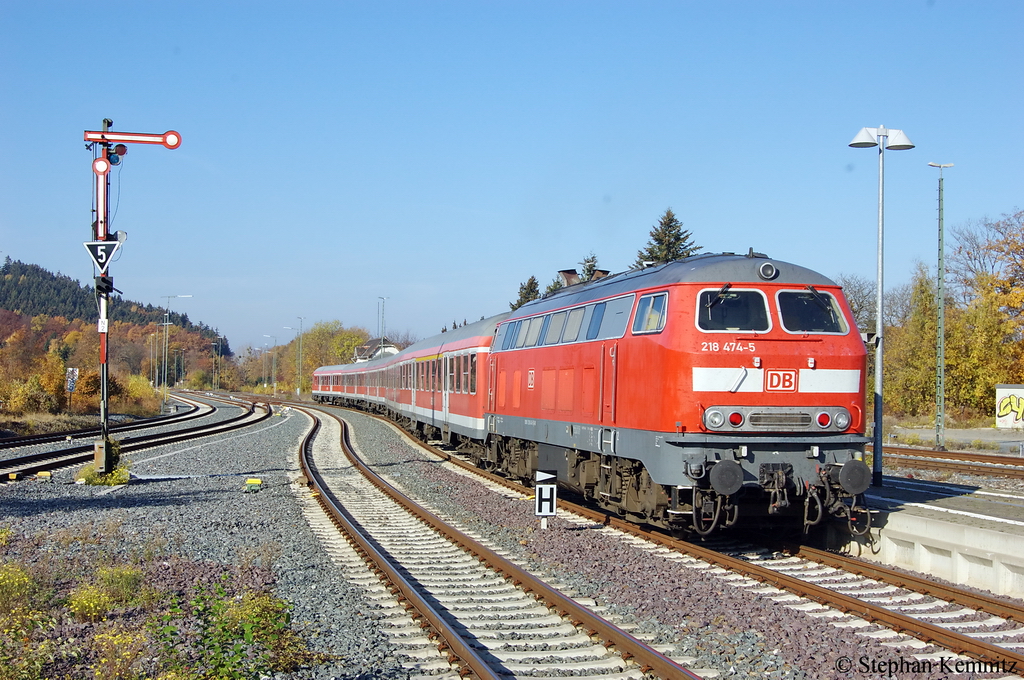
<box><xmin>535</xmin><ymin>470</ymin><xmax>558</xmax><ymax>529</ymax></box>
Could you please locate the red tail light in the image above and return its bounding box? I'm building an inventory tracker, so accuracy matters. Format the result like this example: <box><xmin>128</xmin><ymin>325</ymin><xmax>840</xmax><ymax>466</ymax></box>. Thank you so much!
<box><xmin>729</xmin><ymin>412</ymin><xmax>744</xmax><ymax>427</ymax></box>
<box><xmin>817</xmin><ymin>412</ymin><xmax>832</xmax><ymax>428</ymax></box>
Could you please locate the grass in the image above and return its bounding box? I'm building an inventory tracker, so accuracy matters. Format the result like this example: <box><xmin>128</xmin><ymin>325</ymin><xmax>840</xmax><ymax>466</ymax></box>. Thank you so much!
<box><xmin>0</xmin><ymin>520</ymin><xmax>335</xmax><ymax>680</ymax></box>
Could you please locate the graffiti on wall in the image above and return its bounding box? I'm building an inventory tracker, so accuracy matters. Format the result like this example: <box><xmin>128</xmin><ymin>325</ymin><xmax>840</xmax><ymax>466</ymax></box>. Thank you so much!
<box><xmin>996</xmin><ymin>385</ymin><xmax>1024</xmax><ymax>429</ymax></box>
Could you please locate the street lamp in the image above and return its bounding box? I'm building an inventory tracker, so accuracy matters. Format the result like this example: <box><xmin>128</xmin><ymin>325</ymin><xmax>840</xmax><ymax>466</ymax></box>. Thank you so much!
<box><xmin>161</xmin><ymin>295</ymin><xmax>192</xmax><ymax>410</ymax></box>
<box><xmin>263</xmin><ymin>335</ymin><xmax>277</xmax><ymax>395</ymax></box>
<box><xmin>284</xmin><ymin>316</ymin><xmax>305</xmax><ymax>397</ymax></box>
<box><xmin>929</xmin><ymin>162</ymin><xmax>953</xmax><ymax>451</ymax></box>
<box><xmin>378</xmin><ymin>297</ymin><xmax>388</xmax><ymax>340</ymax></box>
<box><xmin>849</xmin><ymin>125</ymin><xmax>915</xmax><ymax>487</ymax></box>
<box><xmin>209</xmin><ymin>340</ymin><xmax>221</xmax><ymax>391</ymax></box>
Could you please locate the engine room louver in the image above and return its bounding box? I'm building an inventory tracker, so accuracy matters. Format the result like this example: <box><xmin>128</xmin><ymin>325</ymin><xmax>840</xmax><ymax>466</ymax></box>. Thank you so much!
<box><xmin>748</xmin><ymin>413</ymin><xmax>812</xmax><ymax>428</ymax></box>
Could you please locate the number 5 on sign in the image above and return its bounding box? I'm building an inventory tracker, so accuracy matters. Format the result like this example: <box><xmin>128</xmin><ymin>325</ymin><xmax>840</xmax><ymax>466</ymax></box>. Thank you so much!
<box><xmin>84</xmin><ymin>241</ymin><xmax>122</xmax><ymax>275</ymax></box>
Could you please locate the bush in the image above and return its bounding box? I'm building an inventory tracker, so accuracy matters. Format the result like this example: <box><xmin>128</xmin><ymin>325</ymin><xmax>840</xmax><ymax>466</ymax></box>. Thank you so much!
<box><xmin>69</xmin><ymin>583</ymin><xmax>114</xmax><ymax>622</ymax></box>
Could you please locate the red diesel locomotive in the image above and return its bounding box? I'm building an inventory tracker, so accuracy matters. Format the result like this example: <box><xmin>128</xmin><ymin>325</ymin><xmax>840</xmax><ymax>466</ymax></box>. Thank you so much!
<box><xmin>313</xmin><ymin>251</ymin><xmax>872</xmax><ymax>535</ymax></box>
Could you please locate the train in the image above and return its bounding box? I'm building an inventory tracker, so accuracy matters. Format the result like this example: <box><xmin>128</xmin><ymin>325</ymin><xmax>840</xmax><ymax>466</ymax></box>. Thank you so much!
<box><xmin>312</xmin><ymin>251</ymin><xmax>872</xmax><ymax>536</ymax></box>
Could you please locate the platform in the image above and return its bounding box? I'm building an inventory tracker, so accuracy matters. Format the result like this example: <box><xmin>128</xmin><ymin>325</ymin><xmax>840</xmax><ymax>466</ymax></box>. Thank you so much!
<box><xmin>839</xmin><ymin>476</ymin><xmax>1024</xmax><ymax>599</ymax></box>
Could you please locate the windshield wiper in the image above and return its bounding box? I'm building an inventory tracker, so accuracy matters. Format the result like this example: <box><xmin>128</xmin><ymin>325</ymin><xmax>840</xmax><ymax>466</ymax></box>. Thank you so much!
<box><xmin>706</xmin><ymin>283</ymin><xmax>732</xmax><ymax>310</ymax></box>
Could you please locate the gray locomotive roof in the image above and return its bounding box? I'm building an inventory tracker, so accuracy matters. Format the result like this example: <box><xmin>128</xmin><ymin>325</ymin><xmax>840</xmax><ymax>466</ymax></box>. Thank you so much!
<box><xmin>510</xmin><ymin>252</ymin><xmax>838</xmax><ymax>320</ymax></box>
<box><xmin>316</xmin><ymin>312</ymin><xmax>510</xmax><ymax>372</ymax></box>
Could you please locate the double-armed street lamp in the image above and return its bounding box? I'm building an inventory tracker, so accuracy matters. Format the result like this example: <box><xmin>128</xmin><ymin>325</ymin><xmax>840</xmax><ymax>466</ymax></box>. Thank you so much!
<box><xmin>161</xmin><ymin>295</ymin><xmax>192</xmax><ymax>410</ymax></box>
<box><xmin>929</xmin><ymin>162</ymin><xmax>953</xmax><ymax>451</ymax></box>
<box><xmin>209</xmin><ymin>339</ymin><xmax>221</xmax><ymax>391</ymax></box>
<box><xmin>849</xmin><ymin>126</ymin><xmax>915</xmax><ymax>487</ymax></box>
<box><xmin>263</xmin><ymin>335</ymin><xmax>277</xmax><ymax>395</ymax></box>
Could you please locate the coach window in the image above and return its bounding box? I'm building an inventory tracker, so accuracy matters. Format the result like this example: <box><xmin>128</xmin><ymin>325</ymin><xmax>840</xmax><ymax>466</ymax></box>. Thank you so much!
<box><xmin>455</xmin><ymin>355</ymin><xmax>463</xmax><ymax>393</ymax></box>
<box><xmin>777</xmin><ymin>289</ymin><xmax>849</xmax><ymax>334</ymax></box>
<box><xmin>544</xmin><ymin>311</ymin><xmax>567</xmax><ymax>345</ymax></box>
<box><xmin>697</xmin><ymin>288</ymin><xmax>770</xmax><ymax>332</ymax></box>
<box><xmin>561</xmin><ymin>307</ymin><xmax>585</xmax><ymax>343</ymax></box>
<box><xmin>461</xmin><ymin>355</ymin><xmax>469</xmax><ymax>393</ymax></box>
<box><xmin>470</xmin><ymin>353</ymin><xmax>477</xmax><ymax>393</ymax></box>
<box><xmin>633</xmin><ymin>292</ymin><xmax>668</xmax><ymax>334</ymax></box>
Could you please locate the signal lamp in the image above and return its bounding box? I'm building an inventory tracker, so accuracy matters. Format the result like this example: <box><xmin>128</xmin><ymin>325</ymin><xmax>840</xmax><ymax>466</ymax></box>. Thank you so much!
<box><xmin>834</xmin><ymin>410</ymin><xmax>851</xmax><ymax>430</ymax></box>
<box><xmin>816</xmin><ymin>412</ymin><xmax>832</xmax><ymax>428</ymax></box>
<box><xmin>728</xmin><ymin>412</ymin><xmax>744</xmax><ymax>427</ymax></box>
<box><xmin>705</xmin><ymin>410</ymin><xmax>725</xmax><ymax>428</ymax></box>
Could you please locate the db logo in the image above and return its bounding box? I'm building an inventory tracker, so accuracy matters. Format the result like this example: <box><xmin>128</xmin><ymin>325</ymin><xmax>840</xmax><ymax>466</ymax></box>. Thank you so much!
<box><xmin>765</xmin><ymin>369</ymin><xmax>797</xmax><ymax>392</ymax></box>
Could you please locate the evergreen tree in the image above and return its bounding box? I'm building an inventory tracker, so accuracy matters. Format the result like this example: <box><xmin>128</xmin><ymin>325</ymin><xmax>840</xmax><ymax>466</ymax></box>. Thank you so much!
<box><xmin>579</xmin><ymin>252</ymin><xmax>599</xmax><ymax>282</ymax></box>
<box><xmin>544</xmin><ymin>277</ymin><xmax>564</xmax><ymax>296</ymax></box>
<box><xmin>510</xmin><ymin>276</ymin><xmax>540</xmax><ymax>311</ymax></box>
<box><xmin>634</xmin><ymin>208</ymin><xmax>701</xmax><ymax>268</ymax></box>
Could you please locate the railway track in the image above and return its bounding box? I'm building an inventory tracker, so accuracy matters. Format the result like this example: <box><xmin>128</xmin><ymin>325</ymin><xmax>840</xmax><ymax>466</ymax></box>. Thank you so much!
<box><xmin>0</xmin><ymin>394</ymin><xmax>271</xmax><ymax>481</ymax></box>
<box><xmin>294</xmin><ymin>403</ymin><xmax>702</xmax><ymax>679</ymax></box>
<box><xmin>315</xmin><ymin>405</ymin><xmax>1023</xmax><ymax>673</ymax></box>
<box><xmin>0</xmin><ymin>397</ymin><xmax>206</xmax><ymax>451</ymax></box>
<box><xmin>872</xmin><ymin>443</ymin><xmax>1024</xmax><ymax>479</ymax></box>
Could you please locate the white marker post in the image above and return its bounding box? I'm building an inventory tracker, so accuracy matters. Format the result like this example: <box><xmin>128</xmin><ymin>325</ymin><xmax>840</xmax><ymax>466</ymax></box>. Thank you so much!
<box><xmin>535</xmin><ymin>470</ymin><xmax>557</xmax><ymax>530</ymax></box>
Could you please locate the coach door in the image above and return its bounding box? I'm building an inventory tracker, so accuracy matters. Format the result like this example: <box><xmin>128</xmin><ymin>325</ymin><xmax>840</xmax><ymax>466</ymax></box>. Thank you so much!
<box><xmin>442</xmin><ymin>354</ymin><xmax>451</xmax><ymax>434</ymax></box>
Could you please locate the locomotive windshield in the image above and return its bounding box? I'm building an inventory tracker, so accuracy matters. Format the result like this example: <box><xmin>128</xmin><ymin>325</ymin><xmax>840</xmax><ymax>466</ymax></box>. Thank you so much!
<box><xmin>697</xmin><ymin>289</ymin><xmax>770</xmax><ymax>331</ymax></box>
<box><xmin>777</xmin><ymin>289</ymin><xmax>849</xmax><ymax>334</ymax></box>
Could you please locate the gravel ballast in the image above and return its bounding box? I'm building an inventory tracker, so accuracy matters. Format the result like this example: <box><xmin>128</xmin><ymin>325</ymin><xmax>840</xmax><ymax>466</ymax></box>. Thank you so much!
<box><xmin>0</xmin><ymin>406</ymin><xmax>407</xmax><ymax>680</ymax></box>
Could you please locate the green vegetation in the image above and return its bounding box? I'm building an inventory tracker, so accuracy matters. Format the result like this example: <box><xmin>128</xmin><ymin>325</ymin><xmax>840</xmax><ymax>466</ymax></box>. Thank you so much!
<box><xmin>0</xmin><ymin>521</ymin><xmax>334</xmax><ymax>679</ymax></box>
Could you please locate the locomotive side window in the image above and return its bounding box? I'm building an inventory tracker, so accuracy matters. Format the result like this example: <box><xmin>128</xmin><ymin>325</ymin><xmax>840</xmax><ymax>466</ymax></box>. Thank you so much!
<box><xmin>778</xmin><ymin>289</ymin><xmax>849</xmax><ymax>334</ymax></box>
<box><xmin>562</xmin><ymin>307</ymin><xmax>585</xmax><ymax>342</ymax></box>
<box><xmin>586</xmin><ymin>303</ymin><xmax>606</xmax><ymax>340</ymax></box>
<box><xmin>522</xmin><ymin>316</ymin><xmax>545</xmax><ymax>347</ymax></box>
<box><xmin>632</xmin><ymin>292</ymin><xmax>668</xmax><ymax>334</ymax></box>
<box><xmin>544</xmin><ymin>311</ymin><xmax>567</xmax><ymax>345</ymax></box>
<box><xmin>594</xmin><ymin>295</ymin><xmax>635</xmax><ymax>339</ymax></box>
<box><xmin>696</xmin><ymin>289</ymin><xmax>770</xmax><ymax>332</ymax></box>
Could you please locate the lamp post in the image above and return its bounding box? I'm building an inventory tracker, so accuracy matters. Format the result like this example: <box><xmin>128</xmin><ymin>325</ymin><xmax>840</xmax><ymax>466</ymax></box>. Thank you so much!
<box><xmin>849</xmin><ymin>125</ymin><xmax>915</xmax><ymax>487</ymax></box>
<box><xmin>209</xmin><ymin>340</ymin><xmax>221</xmax><ymax>391</ymax></box>
<box><xmin>149</xmin><ymin>333</ymin><xmax>156</xmax><ymax>387</ymax></box>
<box><xmin>264</xmin><ymin>335</ymin><xmax>277</xmax><ymax>395</ymax></box>
<box><xmin>378</xmin><ymin>297</ymin><xmax>388</xmax><ymax>340</ymax></box>
<box><xmin>929</xmin><ymin>162</ymin><xmax>953</xmax><ymax>451</ymax></box>
<box><xmin>284</xmin><ymin>316</ymin><xmax>305</xmax><ymax>397</ymax></box>
<box><xmin>161</xmin><ymin>295</ymin><xmax>192</xmax><ymax>411</ymax></box>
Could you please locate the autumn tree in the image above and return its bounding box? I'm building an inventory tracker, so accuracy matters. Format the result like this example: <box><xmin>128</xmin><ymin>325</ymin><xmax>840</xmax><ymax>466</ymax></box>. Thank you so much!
<box><xmin>634</xmin><ymin>208</ymin><xmax>701</xmax><ymax>268</ymax></box>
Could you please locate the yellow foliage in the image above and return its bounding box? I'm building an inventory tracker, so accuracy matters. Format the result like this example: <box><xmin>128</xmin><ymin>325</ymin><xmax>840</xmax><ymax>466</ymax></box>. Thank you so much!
<box><xmin>69</xmin><ymin>583</ymin><xmax>113</xmax><ymax>622</ymax></box>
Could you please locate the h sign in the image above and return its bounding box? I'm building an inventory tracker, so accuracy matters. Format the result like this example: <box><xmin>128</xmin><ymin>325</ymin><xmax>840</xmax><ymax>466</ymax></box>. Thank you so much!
<box><xmin>535</xmin><ymin>484</ymin><xmax>557</xmax><ymax>517</ymax></box>
<box><xmin>765</xmin><ymin>369</ymin><xmax>798</xmax><ymax>392</ymax></box>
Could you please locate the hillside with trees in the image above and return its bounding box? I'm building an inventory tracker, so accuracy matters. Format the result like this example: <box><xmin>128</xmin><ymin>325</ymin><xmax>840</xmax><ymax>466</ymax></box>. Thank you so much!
<box><xmin>0</xmin><ymin>258</ymin><xmax>230</xmax><ymax>416</ymax></box>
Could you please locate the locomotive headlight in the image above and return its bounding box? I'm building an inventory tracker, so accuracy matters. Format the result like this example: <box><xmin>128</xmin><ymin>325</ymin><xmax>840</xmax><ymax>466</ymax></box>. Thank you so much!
<box><xmin>705</xmin><ymin>410</ymin><xmax>725</xmax><ymax>428</ymax></box>
<box><xmin>834</xmin><ymin>409</ymin><xmax>851</xmax><ymax>430</ymax></box>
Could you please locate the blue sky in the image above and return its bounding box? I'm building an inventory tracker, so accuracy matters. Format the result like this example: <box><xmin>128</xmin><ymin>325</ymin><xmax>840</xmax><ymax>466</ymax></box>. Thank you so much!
<box><xmin>2</xmin><ymin>1</ymin><xmax>1021</xmax><ymax>353</ymax></box>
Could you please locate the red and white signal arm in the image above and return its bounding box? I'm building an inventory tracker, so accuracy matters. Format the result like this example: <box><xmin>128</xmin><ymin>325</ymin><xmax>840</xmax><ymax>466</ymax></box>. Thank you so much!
<box><xmin>84</xmin><ymin>130</ymin><xmax>182</xmax><ymax>149</ymax></box>
<box><xmin>534</xmin><ymin>470</ymin><xmax>558</xmax><ymax>517</ymax></box>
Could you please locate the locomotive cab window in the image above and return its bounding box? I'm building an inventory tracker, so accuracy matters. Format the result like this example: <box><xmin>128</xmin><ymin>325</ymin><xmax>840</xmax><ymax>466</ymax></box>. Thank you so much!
<box><xmin>632</xmin><ymin>292</ymin><xmax>668</xmax><ymax>334</ymax></box>
<box><xmin>777</xmin><ymin>289</ymin><xmax>849</xmax><ymax>334</ymax></box>
<box><xmin>697</xmin><ymin>289</ymin><xmax>770</xmax><ymax>332</ymax></box>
